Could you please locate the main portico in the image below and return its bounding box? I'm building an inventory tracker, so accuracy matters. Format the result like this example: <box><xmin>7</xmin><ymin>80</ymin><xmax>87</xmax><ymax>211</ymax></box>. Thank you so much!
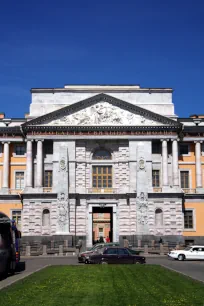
<box><xmin>12</xmin><ymin>85</ymin><xmax>183</xmax><ymax>246</ymax></box>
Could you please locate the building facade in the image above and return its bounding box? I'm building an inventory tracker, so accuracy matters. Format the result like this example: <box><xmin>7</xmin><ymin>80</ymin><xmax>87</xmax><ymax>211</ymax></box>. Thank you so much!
<box><xmin>0</xmin><ymin>85</ymin><xmax>204</xmax><ymax>246</ymax></box>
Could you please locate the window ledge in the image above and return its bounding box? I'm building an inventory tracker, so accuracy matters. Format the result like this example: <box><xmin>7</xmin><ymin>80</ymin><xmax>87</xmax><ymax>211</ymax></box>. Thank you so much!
<box><xmin>12</xmin><ymin>153</ymin><xmax>26</xmax><ymax>158</ymax></box>
<box><xmin>183</xmin><ymin>229</ymin><xmax>196</xmax><ymax>232</ymax></box>
<box><xmin>179</xmin><ymin>154</ymin><xmax>191</xmax><ymax>157</ymax></box>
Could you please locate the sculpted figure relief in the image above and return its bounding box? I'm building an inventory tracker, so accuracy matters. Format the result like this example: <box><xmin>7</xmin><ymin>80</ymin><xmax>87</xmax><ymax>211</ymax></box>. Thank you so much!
<box><xmin>49</xmin><ymin>102</ymin><xmax>162</xmax><ymax>126</ymax></box>
<box><xmin>137</xmin><ymin>192</ymin><xmax>148</xmax><ymax>225</ymax></box>
<box><xmin>57</xmin><ymin>193</ymin><xmax>68</xmax><ymax>231</ymax></box>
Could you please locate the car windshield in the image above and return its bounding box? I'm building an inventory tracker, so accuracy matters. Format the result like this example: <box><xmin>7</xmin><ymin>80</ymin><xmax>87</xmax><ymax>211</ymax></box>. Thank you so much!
<box><xmin>185</xmin><ymin>246</ymin><xmax>192</xmax><ymax>251</ymax></box>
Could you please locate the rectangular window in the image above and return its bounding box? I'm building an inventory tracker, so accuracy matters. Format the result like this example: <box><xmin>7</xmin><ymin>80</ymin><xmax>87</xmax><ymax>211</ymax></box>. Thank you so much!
<box><xmin>92</xmin><ymin>166</ymin><xmax>112</xmax><ymax>188</ymax></box>
<box><xmin>44</xmin><ymin>171</ymin><xmax>53</xmax><ymax>187</ymax></box>
<box><xmin>152</xmin><ymin>142</ymin><xmax>161</xmax><ymax>154</ymax></box>
<box><xmin>0</xmin><ymin>143</ymin><xmax>2</xmax><ymax>155</ymax></box>
<box><xmin>184</xmin><ymin>210</ymin><xmax>193</xmax><ymax>229</ymax></box>
<box><xmin>152</xmin><ymin>170</ymin><xmax>160</xmax><ymax>187</ymax></box>
<box><xmin>179</xmin><ymin>144</ymin><xmax>189</xmax><ymax>155</ymax></box>
<box><xmin>11</xmin><ymin>210</ymin><xmax>22</xmax><ymax>231</ymax></box>
<box><xmin>15</xmin><ymin>172</ymin><xmax>24</xmax><ymax>189</ymax></box>
<box><xmin>44</xmin><ymin>141</ymin><xmax>53</xmax><ymax>155</ymax></box>
<box><xmin>180</xmin><ymin>171</ymin><xmax>189</xmax><ymax>188</ymax></box>
<box><xmin>15</xmin><ymin>144</ymin><xmax>26</xmax><ymax>156</ymax></box>
<box><xmin>202</xmin><ymin>143</ymin><xmax>204</xmax><ymax>155</ymax></box>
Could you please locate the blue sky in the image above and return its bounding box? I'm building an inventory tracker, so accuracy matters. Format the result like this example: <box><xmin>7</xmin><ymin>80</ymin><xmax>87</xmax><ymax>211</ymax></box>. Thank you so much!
<box><xmin>0</xmin><ymin>0</ymin><xmax>204</xmax><ymax>118</ymax></box>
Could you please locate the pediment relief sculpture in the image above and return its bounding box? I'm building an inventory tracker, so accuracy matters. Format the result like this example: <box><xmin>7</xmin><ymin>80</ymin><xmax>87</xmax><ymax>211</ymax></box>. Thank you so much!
<box><xmin>44</xmin><ymin>102</ymin><xmax>164</xmax><ymax>126</ymax></box>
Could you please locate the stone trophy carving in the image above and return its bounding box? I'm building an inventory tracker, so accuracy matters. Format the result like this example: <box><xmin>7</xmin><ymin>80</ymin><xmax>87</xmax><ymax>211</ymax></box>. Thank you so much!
<box><xmin>57</xmin><ymin>192</ymin><xmax>68</xmax><ymax>232</ymax></box>
<box><xmin>48</xmin><ymin>102</ymin><xmax>162</xmax><ymax>126</ymax></box>
<box><xmin>59</xmin><ymin>158</ymin><xmax>66</xmax><ymax>171</ymax></box>
<box><xmin>136</xmin><ymin>192</ymin><xmax>148</xmax><ymax>225</ymax></box>
<box><xmin>138</xmin><ymin>157</ymin><xmax>145</xmax><ymax>171</ymax></box>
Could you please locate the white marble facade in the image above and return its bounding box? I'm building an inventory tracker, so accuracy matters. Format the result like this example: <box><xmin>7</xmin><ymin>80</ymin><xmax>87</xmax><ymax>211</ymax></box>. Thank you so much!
<box><xmin>21</xmin><ymin>85</ymin><xmax>184</xmax><ymax>245</ymax></box>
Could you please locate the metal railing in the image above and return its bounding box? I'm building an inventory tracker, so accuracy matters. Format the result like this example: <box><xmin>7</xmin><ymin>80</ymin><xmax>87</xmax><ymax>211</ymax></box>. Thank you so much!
<box><xmin>87</xmin><ymin>188</ymin><xmax>118</xmax><ymax>194</ymax></box>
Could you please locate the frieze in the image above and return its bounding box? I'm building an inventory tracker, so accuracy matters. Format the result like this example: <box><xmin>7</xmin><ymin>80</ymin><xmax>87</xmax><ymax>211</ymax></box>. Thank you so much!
<box><xmin>27</xmin><ymin>130</ymin><xmax>176</xmax><ymax>136</ymax></box>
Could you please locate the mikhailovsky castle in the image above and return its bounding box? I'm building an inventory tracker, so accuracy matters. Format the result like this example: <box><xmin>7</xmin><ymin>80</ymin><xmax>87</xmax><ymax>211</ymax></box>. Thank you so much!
<box><xmin>0</xmin><ymin>84</ymin><xmax>203</xmax><ymax>246</ymax></box>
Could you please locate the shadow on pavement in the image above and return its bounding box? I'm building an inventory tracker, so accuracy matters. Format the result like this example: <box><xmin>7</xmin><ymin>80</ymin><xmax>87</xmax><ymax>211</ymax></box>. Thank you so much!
<box><xmin>15</xmin><ymin>261</ymin><xmax>26</xmax><ymax>273</ymax></box>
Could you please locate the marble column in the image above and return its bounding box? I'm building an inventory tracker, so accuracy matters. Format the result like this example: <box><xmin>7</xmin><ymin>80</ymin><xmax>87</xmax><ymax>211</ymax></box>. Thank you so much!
<box><xmin>162</xmin><ymin>139</ymin><xmax>168</xmax><ymax>187</ymax></box>
<box><xmin>172</xmin><ymin>139</ymin><xmax>179</xmax><ymax>186</ymax></box>
<box><xmin>2</xmin><ymin>142</ymin><xmax>10</xmax><ymax>189</ymax></box>
<box><xmin>195</xmin><ymin>141</ymin><xmax>202</xmax><ymax>188</ymax></box>
<box><xmin>26</xmin><ymin>140</ymin><xmax>33</xmax><ymax>188</ymax></box>
<box><xmin>36</xmin><ymin>140</ymin><xmax>43</xmax><ymax>188</ymax></box>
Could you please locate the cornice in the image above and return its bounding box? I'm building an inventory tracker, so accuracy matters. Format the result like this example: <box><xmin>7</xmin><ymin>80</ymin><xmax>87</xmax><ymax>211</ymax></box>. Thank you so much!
<box><xmin>0</xmin><ymin>126</ymin><xmax>21</xmax><ymax>134</ymax></box>
<box><xmin>25</xmin><ymin>125</ymin><xmax>180</xmax><ymax>132</ymax></box>
<box><xmin>31</xmin><ymin>87</ymin><xmax>173</xmax><ymax>94</ymax></box>
<box><xmin>184</xmin><ymin>194</ymin><xmax>204</xmax><ymax>199</ymax></box>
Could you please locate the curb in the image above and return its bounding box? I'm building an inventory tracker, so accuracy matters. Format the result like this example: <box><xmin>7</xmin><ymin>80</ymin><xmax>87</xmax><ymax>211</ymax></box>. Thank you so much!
<box><xmin>160</xmin><ymin>264</ymin><xmax>204</xmax><ymax>284</ymax></box>
<box><xmin>0</xmin><ymin>265</ymin><xmax>50</xmax><ymax>291</ymax></box>
<box><xmin>21</xmin><ymin>255</ymin><xmax>78</xmax><ymax>259</ymax></box>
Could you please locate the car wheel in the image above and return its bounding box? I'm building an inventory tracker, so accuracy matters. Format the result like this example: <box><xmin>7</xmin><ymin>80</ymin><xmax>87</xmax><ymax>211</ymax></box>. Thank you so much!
<box><xmin>178</xmin><ymin>254</ymin><xmax>185</xmax><ymax>261</ymax></box>
<box><xmin>1</xmin><ymin>261</ymin><xmax>10</xmax><ymax>279</ymax></box>
<box><xmin>85</xmin><ymin>259</ymin><xmax>89</xmax><ymax>264</ymax></box>
<box><xmin>101</xmin><ymin>261</ymin><xmax>108</xmax><ymax>265</ymax></box>
<box><xmin>135</xmin><ymin>261</ymin><xmax>141</xmax><ymax>264</ymax></box>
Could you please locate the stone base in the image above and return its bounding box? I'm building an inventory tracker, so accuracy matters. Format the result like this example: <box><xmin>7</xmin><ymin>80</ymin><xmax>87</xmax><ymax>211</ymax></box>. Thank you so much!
<box><xmin>0</xmin><ymin>187</ymin><xmax>9</xmax><ymax>195</ymax></box>
<box><xmin>196</xmin><ymin>188</ymin><xmax>204</xmax><ymax>194</ymax></box>
<box><xmin>23</xmin><ymin>187</ymin><xmax>44</xmax><ymax>193</ymax></box>
<box><xmin>21</xmin><ymin>235</ymin><xmax>87</xmax><ymax>250</ymax></box>
<box><xmin>183</xmin><ymin>236</ymin><xmax>204</xmax><ymax>245</ymax></box>
<box><xmin>21</xmin><ymin>235</ymin><xmax>73</xmax><ymax>246</ymax></box>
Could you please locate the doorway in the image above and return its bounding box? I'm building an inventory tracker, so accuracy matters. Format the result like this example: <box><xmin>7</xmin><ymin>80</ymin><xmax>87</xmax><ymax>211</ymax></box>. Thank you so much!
<box><xmin>92</xmin><ymin>207</ymin><xmax>113</xmax><ymax>245</ymax></box>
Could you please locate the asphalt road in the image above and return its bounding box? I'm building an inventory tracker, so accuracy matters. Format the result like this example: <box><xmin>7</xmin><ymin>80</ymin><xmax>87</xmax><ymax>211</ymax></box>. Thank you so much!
<box><xmin>0</xmin><ymin>256</ymin><xmax>204</xmax><ymax>290</ymax></box>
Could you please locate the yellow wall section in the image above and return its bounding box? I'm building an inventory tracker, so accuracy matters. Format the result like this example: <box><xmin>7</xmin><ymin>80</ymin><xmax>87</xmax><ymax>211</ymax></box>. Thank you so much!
<box><xmin>0</xmin><ymin>203</ymin><xmax>22</xmax><ymax>218</ymax></box>
<box><xmin>178</xmin><ymin>143</ymin><xmax>197</xmax><ymax>189</ymax></box>
<box><xmin>10</xmin><ymin>165</ymin><xmax>26</xmax><ymax>189</ymax></box>
<box><xmin>179</xmin><ymin>164</ymin><xmax>196</xmax><ymax>189</ymax></box>
<box><xmin>178</xmin><ymin>143</ymin><xmax>195</xmax><ymax>162</ymax></box>
<box><xmin>183</xmin><ymin>202</ymin><xmax>204</xmax><ymax>236</ymax></box>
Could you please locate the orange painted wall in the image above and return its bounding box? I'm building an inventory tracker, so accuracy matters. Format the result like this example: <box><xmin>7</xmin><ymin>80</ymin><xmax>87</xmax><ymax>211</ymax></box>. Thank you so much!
<box><xmin>178</xmin><ymin>143</ymin><xmax>195</xmax><ymax>163</ymax></box>
<box><xmin>183</xmin><ymin>202</ymin><xmax>204</xmax><ymax>236</ymax></box>
<box><xmin>0</xmin><ymin>202</ymin><xmax>22</xmax><ymax>218</ymax></box>
<box><xmin>10</xmin><ymin>165</ymin><xmax>26</xmax><ymax>189</ymax></box>
<box><xmin>179</xmin><ymin>165</ymin><xmax>196</xmax><ymax>189</ymax></box>
<box><xmin>178</xmin><ymin>143</ymin><xmax>197</xmax><ymax>189</ymax></box>
<box><xmin>0</xmin><ymin>143</ymin><xmax>27</xmax><ymax>189</ymax></box>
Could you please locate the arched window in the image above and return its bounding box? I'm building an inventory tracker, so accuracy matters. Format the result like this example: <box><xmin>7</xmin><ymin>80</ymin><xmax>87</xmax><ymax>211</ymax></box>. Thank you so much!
<box><xmin>92</xmin><ymin>149</ymin><xmax>111</xmax><ymax>160</ymax></box>
<box><xmin>42</xmin><ymin>209</ymin><xmax>50</xmax><ymax>227</ymax></box>
<box><xmin>155</xmin><ymin>208</ymin><xmax>163</xmax><ymax>226</ymax></box>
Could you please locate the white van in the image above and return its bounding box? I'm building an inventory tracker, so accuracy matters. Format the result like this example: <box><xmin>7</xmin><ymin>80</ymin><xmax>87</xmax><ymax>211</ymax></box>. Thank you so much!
<box><xmin>168</xmin><ymin>245</ymin><xmax>204</xmax><ymax>261</ymax></box>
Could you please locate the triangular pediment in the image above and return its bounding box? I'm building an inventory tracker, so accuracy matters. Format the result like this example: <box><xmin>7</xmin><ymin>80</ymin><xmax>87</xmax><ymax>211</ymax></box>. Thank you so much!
<box><xmin>24</xmin><ymin>94</ymin><xmax>181</xmax><ymax>128</ymax></box>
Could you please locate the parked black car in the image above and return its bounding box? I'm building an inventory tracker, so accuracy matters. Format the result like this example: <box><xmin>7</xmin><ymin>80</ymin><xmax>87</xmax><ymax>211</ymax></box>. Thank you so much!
<box><xmin>88</xmin><ymin>247</ymin><xmax>146</xmax><ymax>264</ymax></box>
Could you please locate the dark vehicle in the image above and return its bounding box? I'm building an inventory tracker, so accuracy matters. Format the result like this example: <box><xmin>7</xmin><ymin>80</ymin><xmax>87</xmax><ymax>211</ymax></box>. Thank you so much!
<box><xmin>88</xmin><ymin>247</ymin><xmax>146</xmax><ymax>264</ymax></box>
<box><xmin>128</xmin><ymin>248</ymin><xmax>141</xmax><ymax>255</ymax></box>
<box><xmin>0</xmin><ymin>212</ymin><xmax>21</xmax><ymax>278</ymax></box>
<box><xmin>78</xmin><ymin>242</ymin><xmax>119</xmax><ymax>263</ymax></box>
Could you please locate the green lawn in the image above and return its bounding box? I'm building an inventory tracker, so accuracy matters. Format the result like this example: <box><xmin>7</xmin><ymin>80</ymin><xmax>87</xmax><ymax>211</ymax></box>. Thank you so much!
<box><xmin>0</xmin><ymin>265</ymin><xmax>204</xmax><ymax>306</ymax></box>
